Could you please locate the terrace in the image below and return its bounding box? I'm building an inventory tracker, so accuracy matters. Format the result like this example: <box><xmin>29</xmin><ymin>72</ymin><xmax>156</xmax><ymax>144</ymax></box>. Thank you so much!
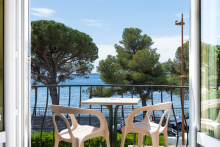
<box><xmin>31</xmin><ymin>84</ymin><xmax>189</xmax><ymax>147</ymax></box>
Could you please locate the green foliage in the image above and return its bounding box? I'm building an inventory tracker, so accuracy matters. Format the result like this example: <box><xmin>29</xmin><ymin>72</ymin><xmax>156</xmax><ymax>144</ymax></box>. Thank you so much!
<box><xmin>31</xmin><ymin>20</ymin><xmax>98</xmax><ymax>85</ymax></box>
<box><xmin>96</xmin><ymin>28</ymin><xmax>168</xmax><ymax>106</ymax></box>
<box><xmin>31</xmin><ymin>20</ymin><xmax>98</xmax><ymax>104</ymax></box>
<box><xmin>201</xmin><ymin>89</ymin><xmax>220</xmax><ymax>101</ymax></box>
<box><xmin>201</xmin><ymin>43</ymin><xmax>220</xmax><ymax>90</ymax></box>
<box><xmin>31</xmin><ymin>131</ymin><xmax>166</xmax><ymax>147</ymax></box>
<box><xmin>31</xmin><ymin>131</ymin><xmax>54</xmax><ymax>147</ymax></box>
<box><xmin>116</xmin><ymin>133</ymin><xmax>166</xmax><ymax>146</ymax></box>
<box><xmin>83</xmin><ymin>86</ymin><xmax>113</xmax><ymax>97</ymax></box>
<box><xmin>162</xmin><ymin>41</ymin><xmax>189</xmax><ymax>99</ymax></box>
<box><xmin>83</xmin><ymin>86</ymin><xmax>128</xmax><ymax>98</ymax></box>
<box><xmin>162</xmin><ymin>41</ymin><xmax>189</xmax><ymax>86</ymax></box>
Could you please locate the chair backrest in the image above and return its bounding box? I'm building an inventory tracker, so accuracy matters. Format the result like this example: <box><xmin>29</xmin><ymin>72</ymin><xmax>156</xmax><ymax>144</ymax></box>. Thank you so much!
<box><xmin>145</xmin><ymin>102</ymin><xmax>172</xmax><ymax>125</ymax></box>
<box><xmin>126</xmin><ymin>102</ymin><xmax>173</xmax><ymax>131</ymax></box>
<box><xmin>50</xmin><ymin>105</ymin><xmax>108</xmax><ymax>131</ymax></box>
<box><xmin>50</xmin><ymin>105</ymin><xmax>78</xmax><ymax>139</ymax></box>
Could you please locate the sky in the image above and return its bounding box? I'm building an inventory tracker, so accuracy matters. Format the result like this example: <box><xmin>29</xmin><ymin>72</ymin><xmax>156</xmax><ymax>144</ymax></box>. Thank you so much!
<box><xmin>30</xmin><ymin>0</ymin><xmax>189</xmax><ymax>73</ymax></box>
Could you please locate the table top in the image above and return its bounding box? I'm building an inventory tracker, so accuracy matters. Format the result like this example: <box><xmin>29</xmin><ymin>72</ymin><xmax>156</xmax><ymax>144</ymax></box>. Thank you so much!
<box><xmin>81</xmin><ymin>98</ymin><xmax>140</xmax><ymax>105</ymax></box>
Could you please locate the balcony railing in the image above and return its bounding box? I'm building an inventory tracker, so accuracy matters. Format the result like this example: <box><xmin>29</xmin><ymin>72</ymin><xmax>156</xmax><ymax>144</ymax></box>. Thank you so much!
<box><xmin>31</xmin><ymin>84</ymin><xmax>189</xmax><ymax>147</ymax></box>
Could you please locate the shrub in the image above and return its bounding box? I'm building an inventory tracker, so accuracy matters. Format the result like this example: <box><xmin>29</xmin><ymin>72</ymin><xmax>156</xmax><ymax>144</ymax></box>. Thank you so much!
<box><xmin>31</xmin><ymin>131</ymin><xmax>165</xmax><ymax>147</ymax></box>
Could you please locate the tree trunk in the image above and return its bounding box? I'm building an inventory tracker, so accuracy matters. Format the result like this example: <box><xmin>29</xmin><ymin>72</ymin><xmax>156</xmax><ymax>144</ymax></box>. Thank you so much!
<box><xmin>49</xmin><ymin>87</ymin><xmax>59</xmax><ymax>105</ymax></box>
<box><xmin>140</xmin><ymin>93</ymin><xmax>147</xmax><ymax>118</ymax></box>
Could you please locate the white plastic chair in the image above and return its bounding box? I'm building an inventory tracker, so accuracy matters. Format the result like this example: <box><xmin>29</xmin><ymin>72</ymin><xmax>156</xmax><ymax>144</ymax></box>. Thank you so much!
<box><xmin>201</xmin><ymin>99</ymin><xmax>220</xmax><ymax>139</ymax></box>
<box><xmin>120</xmin><ymin>102</ymin><xmax>173</xmax><ymax>147</ymax></box>
<box><xmin>201</xmin><ymin>110</ymin><xmax>220</xmax><ymax>138</ymax></box>
<box><xmin>50</xmin><ymin>105</ymin><xmax>110</xmax><ymax>147</ymax></box>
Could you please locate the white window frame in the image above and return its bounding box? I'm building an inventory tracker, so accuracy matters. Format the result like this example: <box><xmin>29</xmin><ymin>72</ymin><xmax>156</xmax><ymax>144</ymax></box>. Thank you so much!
<box><xmin>4</xmin><ymin>0</ymin><xmax>30</xmax><ymax>147</ymax></box>
<box><xmin>190</xmin><ymin>0</ymin><xmax>220</xmax><ymax>147</ymax></box>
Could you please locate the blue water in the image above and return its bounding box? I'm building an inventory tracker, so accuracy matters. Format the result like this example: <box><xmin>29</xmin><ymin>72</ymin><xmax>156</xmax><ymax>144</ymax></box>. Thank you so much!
<box><xmin>31</xmin><ymin>73</ymin><xmax>189</xmax><ymax>117</ymax></box>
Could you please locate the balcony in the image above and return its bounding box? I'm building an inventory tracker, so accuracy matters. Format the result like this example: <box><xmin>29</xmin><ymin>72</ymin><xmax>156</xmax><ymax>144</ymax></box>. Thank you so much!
<box><xmin>31</xmin><ymin>84</ymin><xmax>189</xmax><ymax>147</ymax></box>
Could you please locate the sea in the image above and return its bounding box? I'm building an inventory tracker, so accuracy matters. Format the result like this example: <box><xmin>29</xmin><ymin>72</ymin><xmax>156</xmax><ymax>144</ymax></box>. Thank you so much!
<box><xmin>31</xmin><ymin>73</ymin><xmax>189</xmax><ymax>117</ymax></box>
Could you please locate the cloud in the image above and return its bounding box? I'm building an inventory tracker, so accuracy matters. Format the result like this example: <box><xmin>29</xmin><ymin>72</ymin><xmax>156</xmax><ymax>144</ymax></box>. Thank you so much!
<box><xmin>176</xmin><ymin>13</ymin><xmax>189</xmax><ymax>19</ymax></box>
<box><xmin>92</xmin><ymin>44</ymin><xmax>117</xmax><ymax>73</ymax></box>
<box><xmin>83</xmin><ymin>20</ymin><xmax>103</xmax><ymax>27</ymax></box>
<box><xmin>82</xmin><ymin>20</ymin><xmax>110</xmax><ymax>30</ymax></box>
<box><xmin>151</xmin><ymin>35</ymin><xmax>189</xmax><ymax>62</ymax></box>
<box><xmin>31</xmin><ymin>8</ymin><xmax>55</xmax><ymax>17</ymax></box>
<box><xmin>92</xmin><ymin>35</ymin><xmax>190</xmax><ymax>72</ymax></box>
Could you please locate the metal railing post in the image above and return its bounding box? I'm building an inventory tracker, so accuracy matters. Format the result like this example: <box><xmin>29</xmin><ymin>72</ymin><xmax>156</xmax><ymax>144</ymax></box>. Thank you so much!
<box><xmin>151</xmin><ymin>86</ymin><xmax>155</xmax><ymax>120</ymax></box>
<box><xmin>40</xmin><ymin>87</ymin><xmax>49</xmax><ymax>147</ymax></box>
<box><xmin>78</xmin><ymin>86</ymin><xmax>82</xmax><ymax>123</ymax></box>
<box><xmin>171</xmin><ymin>88</ymin><xmax>179</xmax><ymax>147</ymax></box>
<box><xmin>31</xmin><ymin>87</ymin><xmax>38</xmax><ymax>124</ymax></box>
<box><xmin>121</xmin><ymin>86</ymin><xmax>124</xmax><ymax>122</ymax></box>
<box><xmin>101</xmin><ymin>86</ymin><xmax>103</xmax><ymax>113</ymax></box>
<box><xmin>89</xmin><ymin>86</ymin><xmax>92</xmax><ymax>126</ymax></box>
<box><xmin>66</xmin><ymin>86</ymin><xmax>71</xmax><ymax>129</ymax></box>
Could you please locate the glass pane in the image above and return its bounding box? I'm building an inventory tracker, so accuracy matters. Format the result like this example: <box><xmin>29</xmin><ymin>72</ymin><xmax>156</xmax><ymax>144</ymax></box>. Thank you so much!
<box><xmin>0</xmin><ymin>0</ymin><xmax>3</xmax><ymax>131</ymax></box>
<box><xmin>201</xmin><ymin>0</ymin><xmax>220</xmax><ymax>139</ymax></box>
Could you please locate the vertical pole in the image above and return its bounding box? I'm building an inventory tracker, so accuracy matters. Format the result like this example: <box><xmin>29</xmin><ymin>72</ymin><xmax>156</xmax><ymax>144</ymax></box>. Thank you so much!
<box><xmin>89</xmin><ymin>86</ymin><xmax>92</xmax><ymax>126</ymax></box>
<box><xmin>58</xmin><ymin>87</ymin><xmax>60</xmax><ymax>105</ymax></box>
<box><xmin>189</xmin><ymin>1</ymin><xmax>200</xmax><ymax>146</ymax></box>
<box><xmin>133</xmin><ymin>133</ymin><xmax>136</xmax><ymax>147</ymax></box>
<box><xmin>121</xmin><ymin>87</ymin><xmax>124</xmax><ymax>122</ymax></box>
<box><xmin>66</xmin><ymin>86</ymin><xmax>71</xmax><ymax>129</ymax></box>
<box><xmin>31</xmin><ymin>87</ymin><xmax>37</xmax><ymax>124</ymax></box>
<box><xmin>161</xmin><ymin>87</ymin><xmax>165</xmax><ymax>125</ymax></box>
<box><xmin>151</xmin><ymin>87</ymin><xmax>155</xmax><ymax>121</ymax></box>
<box><xmin>181</xmin><ymin>14</ymin><xmax>185</xmax><ymax>145</ymax></box>
<box><xmin>78</xmin><ymin>86</ymin><xmax>82</xmax><ymax>123</ymax></box>
<box><xmin>171</xmin><ymin>88</ymin><xmax>179</xmax><ymax>147</ymax></box>
<box><xmin>107</xmin><ymin>105</ymin><xmax>113</xmax><ymax>147</ymax></box>
<box><xmin>101</xmin><ymin>86</ymin><xmax>103</xmax><ymax>113</ymax></box>
<box><xmin>40</xmin><ymin>87</ymin><xmax>49</xmax><ymax>147</ymax></box>
<box><xmin>132</xmin><ymin>87</ymin><xmax>135</xmax><ymax>121</ymax></box>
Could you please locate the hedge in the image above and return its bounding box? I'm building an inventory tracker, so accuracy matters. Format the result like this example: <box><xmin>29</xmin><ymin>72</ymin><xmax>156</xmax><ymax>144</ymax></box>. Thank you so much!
<box><xmin>31</xmin><ymin>131</ymin><xmax>166</xmax><ymax>147</ymax></box>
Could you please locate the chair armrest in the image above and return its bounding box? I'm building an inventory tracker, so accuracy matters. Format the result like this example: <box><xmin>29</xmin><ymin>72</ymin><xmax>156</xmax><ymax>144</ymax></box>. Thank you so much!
<box><xmin>52</xmin><ymin>113</ymin><xmax>73</xmax><ymax>138</ymax></box>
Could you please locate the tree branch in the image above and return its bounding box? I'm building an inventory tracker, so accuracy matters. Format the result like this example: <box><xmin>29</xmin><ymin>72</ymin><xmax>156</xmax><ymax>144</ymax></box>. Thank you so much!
<box><xmin>31</xmin><ymin>71</ymin><xmax>51</xmax><ymax>84</ymax></box>
<box><xmin>31</xmin><ymin>59</ymin><xmax>49</xmax><ymax>71</ymax></box>
<box><xmin>31</xmin><ymin>77</ymin><xmax>48</xmax><ymax>85</ymax></box>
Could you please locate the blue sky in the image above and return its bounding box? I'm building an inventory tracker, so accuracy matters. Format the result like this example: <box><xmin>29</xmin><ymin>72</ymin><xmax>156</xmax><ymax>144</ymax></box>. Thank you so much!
<box><xmin>31</xmin><ymin>0</ymin><xmax>189</xmax><ymax>73</ymax></box>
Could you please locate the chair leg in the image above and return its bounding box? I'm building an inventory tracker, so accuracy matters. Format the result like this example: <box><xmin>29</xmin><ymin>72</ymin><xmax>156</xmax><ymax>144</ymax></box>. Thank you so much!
<box><xmin>137</xmin><ymin>134</ymin><xmax>143</xmax><ymax>147</ymax></box>
<box><xmin>120</xmin><ymin>133</ymin><xmax>126</xmax><ymax>147</ymax></box>
<box><xmin>54</xmin><ymin>139</ymin><xmax>59</xmax><ymax>147</ymax></box>
<box><xmin>80</xmin><ymin>142</ymin><xmax>84</xmax><ymax>147</ymax></box>
<box><xmin>120</xmin><ymin>127</ymin><xmax>126</xmax><ymax>147</ymax></box>
<box><xmin>106</xmin><ymin>135</ymin><xmax>110</xmax><ymax>147</ymax></box>
<box><xmin>163</xmin><ymin>131</ymin><xmax>169</xmax><ymax>147</ymax></box>
<box><xmin>78</xmin><ymin>140</ymin><xmax>84</xmax><ymax>147</ymax></box>
<box><xmin>151</xmin><ymin>134</ymin><xmax>159</xmax><ymax>147</ymax></box>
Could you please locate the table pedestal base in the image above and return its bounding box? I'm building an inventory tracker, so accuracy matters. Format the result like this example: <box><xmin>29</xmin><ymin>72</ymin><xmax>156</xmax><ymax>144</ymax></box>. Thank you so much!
<box><xmin>106</xmin><ymin>105</ymin><xmax>121</xmax><ymax>147</ymax></box>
